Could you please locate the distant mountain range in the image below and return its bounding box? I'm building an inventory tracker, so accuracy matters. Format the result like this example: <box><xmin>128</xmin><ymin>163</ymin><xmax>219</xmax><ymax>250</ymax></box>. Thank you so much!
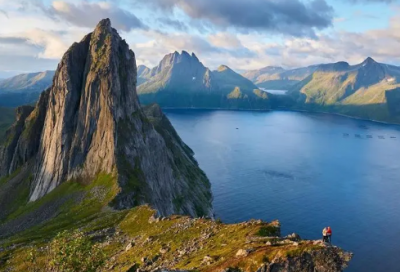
<box><xmin>1</xmin><ymin>55</ymin><xmax>400</xmax><ymax>123</ymax></box>
<box><xmin>287</xmin><ymin>57</ymin><xmax>400</xmax><ymax>123</ymax></box>
<box><xmin>242</xmin><ymin>65</ymin><xmax>319</xmax><ymax>90</ymax></box>
<box><xmin>242</xmin><ymin>57</ymin><xmax>400</xmax><ymax>123</ymax></box>
<box><xmin>0</xmin><ymin>70</ymin><xmax>54</xmax><ymax>93</ymax></box>
<box><xmin>137</xmin><ymin>51</ymin><xmax>270</xmax><ymax>110</ymax></box>
<box><xmin>0</xmin><ymin>71</ymin><xmax>54</xmax><ymax>107</ymax></box>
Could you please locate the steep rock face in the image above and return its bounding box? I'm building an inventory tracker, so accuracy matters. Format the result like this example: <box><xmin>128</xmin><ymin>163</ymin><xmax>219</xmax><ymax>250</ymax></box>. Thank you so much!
<box><xmin>31</xmin><ymin>22</ymin><xmax>131</xmax><ymax>200</ymax></box>
<box><xmin>140</xmin><ymin>104</ymin><xmax>212</xmax><ymax>215</ymax></box>
<box><xmin>0</xmin><ymin>19</ymin><xmax>212</xmax><ymax>218</ymax></box>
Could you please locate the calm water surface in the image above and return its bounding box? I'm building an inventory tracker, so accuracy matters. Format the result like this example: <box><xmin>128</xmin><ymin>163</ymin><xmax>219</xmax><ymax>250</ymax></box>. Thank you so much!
<box><xmin>164</xmin><ymin>109</ymin><xmax>400</xmax><ymax>272</ymax></box>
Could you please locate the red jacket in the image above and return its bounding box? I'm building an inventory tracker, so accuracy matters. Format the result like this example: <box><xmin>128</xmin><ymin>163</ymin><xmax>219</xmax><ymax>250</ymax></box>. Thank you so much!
<box><xmin>327</xmin><ymin>227</ymin><xmax>332</xmax><ymax>235</ymax></box>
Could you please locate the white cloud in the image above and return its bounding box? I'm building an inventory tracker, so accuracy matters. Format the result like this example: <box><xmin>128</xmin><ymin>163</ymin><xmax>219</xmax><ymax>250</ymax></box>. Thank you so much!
<box><xmin>49</xmin><ymin>1</ymin><xmax>145</xmax><ymax>31</ymax></box>
<box><xmin>0</xmin><ymin>0</ymin><xmax>399</xmax><ymax>76</ymax></box>
<box><xmin>208</xmin><ymin>33</ymin><xmax>242</xmax><ymax>49</ymax></box>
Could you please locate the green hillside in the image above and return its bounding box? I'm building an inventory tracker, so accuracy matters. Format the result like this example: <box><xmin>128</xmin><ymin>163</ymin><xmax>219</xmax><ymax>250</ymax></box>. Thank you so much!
<box><xmin>287</xmin><ymin>58</ymin><xmax>400</xmax><ymax>123</ymax></box>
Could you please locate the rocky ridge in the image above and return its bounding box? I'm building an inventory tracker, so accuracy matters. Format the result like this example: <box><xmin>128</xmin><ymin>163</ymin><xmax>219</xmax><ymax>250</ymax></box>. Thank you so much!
<box><xmin>2</xmin><ymin>206</ymin><xmax>353</xmax><ymax>272</ymax></box>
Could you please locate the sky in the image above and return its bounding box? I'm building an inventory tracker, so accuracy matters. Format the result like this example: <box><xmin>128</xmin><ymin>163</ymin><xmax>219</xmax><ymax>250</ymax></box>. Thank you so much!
<box><xmin>0</xmin><ymin>0</ymin><xmax>399</xmax><ymax>77</ymax></box>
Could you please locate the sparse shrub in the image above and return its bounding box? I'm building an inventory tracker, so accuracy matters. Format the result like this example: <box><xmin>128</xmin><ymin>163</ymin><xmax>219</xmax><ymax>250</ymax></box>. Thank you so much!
<box><xmin>285</xmin><ymin>248</ymin><xmax>304</xmax><ymax>258</ymax></box>
<box><xmin>257</xmin><ymin>226</ymin><xmax>279</xmax><ymax>237</ymax></box>
<box><xmin>26</xmin><ymin>247</ymin><xmax>41</xmax><ymax>272</ymax></box>
<box><xmin>49</xmin><ymin>230</ymin><xmax>106</xmax><ymax>272</ymax></box>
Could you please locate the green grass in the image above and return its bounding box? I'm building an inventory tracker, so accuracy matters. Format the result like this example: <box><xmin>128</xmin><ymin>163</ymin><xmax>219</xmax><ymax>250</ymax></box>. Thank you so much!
<box><xmin>0</xmin><ymin>168</ymin><xmax>21</xmax><ymax>187</ymax></box>
<box><xmin>2</xmin><ymin>173</ymin><xmax>123</xmax><ymax>246</ymax></box>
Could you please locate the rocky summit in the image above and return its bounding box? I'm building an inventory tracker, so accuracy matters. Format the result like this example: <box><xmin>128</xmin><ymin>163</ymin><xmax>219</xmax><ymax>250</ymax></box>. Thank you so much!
<box><xmin>0</xmin><ymin>18</ymin><xmax>212</xmax><ymax>218</ymax></box>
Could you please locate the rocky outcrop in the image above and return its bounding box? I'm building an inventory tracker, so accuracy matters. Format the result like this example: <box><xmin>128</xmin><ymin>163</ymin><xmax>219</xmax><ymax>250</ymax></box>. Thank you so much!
<box><xmin>257</xmin><ymin>245</ymin><xmax>353</xmax><ymax>272</ymax></box>
<box><xmin>0</xmin><ymin>19</ymin><xmax>212</xmax><ymax>218</ymax></box>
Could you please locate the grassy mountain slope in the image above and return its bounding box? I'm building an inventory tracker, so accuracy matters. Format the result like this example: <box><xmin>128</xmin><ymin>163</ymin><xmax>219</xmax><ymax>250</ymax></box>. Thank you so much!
<box><xmin>287</xmin><ymin>58</ymin><xmax>400</xmax><ymax>123</ymax></box>
<box><xmin>0</xmin><ymin>168</ymin><xmax>351</xmax><ymax>272</ymax></box>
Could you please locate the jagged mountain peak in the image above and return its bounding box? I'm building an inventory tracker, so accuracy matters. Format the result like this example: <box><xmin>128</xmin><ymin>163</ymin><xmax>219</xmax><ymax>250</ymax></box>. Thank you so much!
<box><xmin>191</xmin><ymin>52</ymin><xmax>199</xmax><ymax>61</ymax></box>
<box><xmin>216</xmin><ymin>65</ymin><xmax>232</xmax><ymax>72</ymax></box>
<box><xmin>0</xmin><ymin>19</ymin><xmax>212</xmax><ymax>218</ymax></box>
<box><xmin>362</xmin><ymin>56</ymin><xmax>377</xmax><ymax>65</ymax></box>
<box><xmin>138</xmin><ymin>64</ymin><xmax>150</xmax><ymax>74</ymax></box>
<box><xmin>138</xmin><ymin>64</ymin><xmax>150</xmax><ymax>76</ymax></box>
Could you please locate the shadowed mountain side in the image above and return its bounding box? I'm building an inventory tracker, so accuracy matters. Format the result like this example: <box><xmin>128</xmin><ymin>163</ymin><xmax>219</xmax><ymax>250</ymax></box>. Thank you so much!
<box><xmin>386</xmin><ymin>87</ymin><xmax>400</xmax><ymax>117</ymax></box>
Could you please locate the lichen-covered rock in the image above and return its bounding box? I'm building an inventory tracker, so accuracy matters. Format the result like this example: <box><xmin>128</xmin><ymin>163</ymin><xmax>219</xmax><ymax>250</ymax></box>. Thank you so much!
<box><xmin>0</xmin><ymin>19</ymin><xmax>212</xmax><ymax>218</ymax></box>
<box><xmin>257</xmin><ymin>246</ymin><xmax>353</xmax><ymax>272</ymax></box>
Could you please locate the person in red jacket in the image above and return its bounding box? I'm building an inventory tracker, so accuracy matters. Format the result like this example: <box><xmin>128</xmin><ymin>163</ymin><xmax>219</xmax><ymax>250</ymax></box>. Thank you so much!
<box><xmin>326</xmin><ymin>226</ymin><xmax>332</xmax><ymax>244</ymax></box>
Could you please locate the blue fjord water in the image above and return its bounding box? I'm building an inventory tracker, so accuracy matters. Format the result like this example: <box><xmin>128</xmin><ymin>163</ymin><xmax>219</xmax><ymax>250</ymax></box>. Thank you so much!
<box><xmin>164</xmin><ymin>109</ymin><xmax>400</xmax><ymax>272</ymax></box>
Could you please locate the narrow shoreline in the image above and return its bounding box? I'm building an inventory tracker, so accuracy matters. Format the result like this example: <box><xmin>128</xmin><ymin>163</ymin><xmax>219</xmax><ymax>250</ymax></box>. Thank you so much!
<box><xmin>160</xmin><ymin>106</ymin><xmax>400</xmax><ymax>127</ymax></box>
